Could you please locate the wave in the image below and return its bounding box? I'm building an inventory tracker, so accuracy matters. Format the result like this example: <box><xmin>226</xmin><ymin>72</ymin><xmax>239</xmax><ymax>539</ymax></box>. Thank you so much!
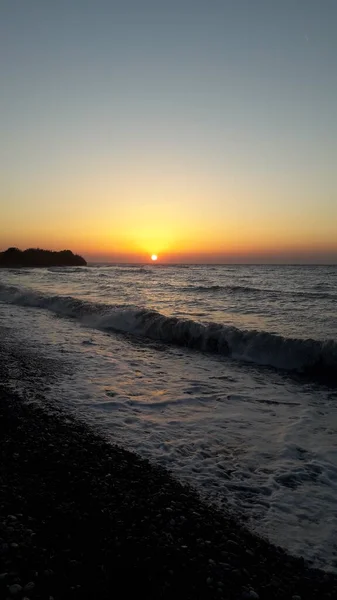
<box><xmin>47</xmin><ymin>266</ymin><xmax>88</xmax><ymax>273</ymax></box>
<box><xmin>184</xmin><ymin>284</ymin><xmax>336</xmax><ymax>300</ymax></box>
<box><xmin>4</xmin><ymin>268</ymin><xmax>26</xmax><ymax>275</ymax></box>
<box><xmin>0</xmin><ymin>283</ymin><xmax>336</xmax><ymax>379</ymax></box>
<box><xmin>111</xmin><ymin>266</ymin><xmax>151</xmax><ymax>274</ymax></box>
<box><xmin>185</xmin><ymin>284</ymin><xmax>257</xmax><ymax>293</ymax></box>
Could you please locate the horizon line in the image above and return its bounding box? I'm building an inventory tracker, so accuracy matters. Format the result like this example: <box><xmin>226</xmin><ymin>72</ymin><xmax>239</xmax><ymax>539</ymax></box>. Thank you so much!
<box><xmin>87</xmin><ymin>261</ymin><xmax>337</xmax><ymax>266</ymax></box>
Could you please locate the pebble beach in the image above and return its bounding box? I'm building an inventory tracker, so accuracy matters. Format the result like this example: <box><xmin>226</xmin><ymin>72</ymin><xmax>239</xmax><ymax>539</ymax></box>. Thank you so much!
<box><xmin>1</xmin><ymin>341</ymin><xmax>337</xmax><ymax>600</ymax></box>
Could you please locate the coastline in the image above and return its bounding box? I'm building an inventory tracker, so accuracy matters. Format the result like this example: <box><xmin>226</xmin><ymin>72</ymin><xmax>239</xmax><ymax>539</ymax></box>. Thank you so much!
<box><xmin>1</xmin><ymin>344</ymin><xmax>337</xmax><ymax>599</ymax></box>
<box><xmin>0</xmin><ymin>248</ymin><xmax>86</xmax><ymax>268</ymax></box>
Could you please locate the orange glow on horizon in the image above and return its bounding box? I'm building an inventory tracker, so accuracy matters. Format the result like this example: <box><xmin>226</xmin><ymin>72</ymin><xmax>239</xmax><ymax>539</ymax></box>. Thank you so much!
<box><xmin>2</xmin><ymin>231</ymin><xmax>337</xmax><ymax>264</ymax></box>
<box><xmin>1</xmin><ymin>168</ymin><xmax>336</xmax><ymax>264</ymax></box>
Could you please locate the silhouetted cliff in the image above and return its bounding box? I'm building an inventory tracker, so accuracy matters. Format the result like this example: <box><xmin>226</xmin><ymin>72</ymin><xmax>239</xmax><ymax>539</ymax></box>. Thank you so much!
<box><xmin>0</xmin><ymin>248</ymin><xmax>87</xmax><ymax>267</ymax></box>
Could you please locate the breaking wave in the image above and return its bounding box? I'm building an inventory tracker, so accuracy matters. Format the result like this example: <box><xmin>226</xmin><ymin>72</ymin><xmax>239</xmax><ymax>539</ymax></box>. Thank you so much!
<box><xmin>0</xmin><ymin>283</ymin><xmax>336</xmax><ymax>378</ymax></box>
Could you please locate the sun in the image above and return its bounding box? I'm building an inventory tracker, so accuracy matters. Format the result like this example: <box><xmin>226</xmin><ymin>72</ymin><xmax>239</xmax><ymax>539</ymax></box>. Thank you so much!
<box><xmin>151</xmin><ymin>254</ymin><xmax>158</xmax><ymax>261</ymax></box>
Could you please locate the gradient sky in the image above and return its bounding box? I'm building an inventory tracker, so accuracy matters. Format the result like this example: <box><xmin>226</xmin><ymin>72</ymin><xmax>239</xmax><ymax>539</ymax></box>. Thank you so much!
<box><xmin>1</xmin><ymin>0</ymin><xmax>336</xmax><ymax>263</ymax></box>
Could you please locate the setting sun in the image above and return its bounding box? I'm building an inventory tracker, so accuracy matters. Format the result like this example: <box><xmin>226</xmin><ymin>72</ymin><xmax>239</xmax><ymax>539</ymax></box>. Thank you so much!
<box><xmin>151</xmin><ymin>254</ymin><xmax>158</xmax><ymax>261</ymax></box>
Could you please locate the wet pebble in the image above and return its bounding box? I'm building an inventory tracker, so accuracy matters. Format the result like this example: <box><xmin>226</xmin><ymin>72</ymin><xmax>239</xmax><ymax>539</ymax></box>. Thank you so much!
<box><xmin>242</xmin><ymin>591</ymin><xmax>259</xmax><ymax>600</ymax></box>
<box><xmin>8</xmin><ymin>583</ymin><xmax>23</xmax><ymax>596</ymax></box>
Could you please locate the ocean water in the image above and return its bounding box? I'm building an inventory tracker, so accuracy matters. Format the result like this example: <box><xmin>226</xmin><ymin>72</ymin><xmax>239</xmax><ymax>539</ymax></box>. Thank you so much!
<box><xmin>0</xmin><ymin>264</ymin><xmax>336</xmax><ymax>571</ymax></box>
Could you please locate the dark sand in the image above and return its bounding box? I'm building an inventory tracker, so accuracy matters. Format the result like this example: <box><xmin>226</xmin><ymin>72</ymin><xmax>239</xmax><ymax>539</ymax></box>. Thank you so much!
<box><xmin>1</xmin><ymin>340</ymin><xmax>337</xmax><ymax>599</ymax></box>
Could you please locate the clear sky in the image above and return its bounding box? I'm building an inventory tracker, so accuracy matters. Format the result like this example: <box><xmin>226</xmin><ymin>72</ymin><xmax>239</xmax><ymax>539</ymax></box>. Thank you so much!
<box><xmin>1</xmin><ymin>0</ymin><xmax>336</xmax><ymax>263</ymax></box>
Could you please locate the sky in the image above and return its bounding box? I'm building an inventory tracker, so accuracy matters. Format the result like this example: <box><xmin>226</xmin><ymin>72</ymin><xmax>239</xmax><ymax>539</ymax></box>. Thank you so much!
<box><xmin>1</xmin><ymin>0</ymin><xmax>336</xmax><ymax>263</ymax></box>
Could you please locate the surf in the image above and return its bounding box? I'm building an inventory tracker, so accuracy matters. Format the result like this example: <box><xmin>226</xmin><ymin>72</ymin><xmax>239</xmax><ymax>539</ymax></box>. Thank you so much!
<box><xmin>1</xmin><ymin>282</ymin><xmax>336</xmax><ymax>379</ymax></box>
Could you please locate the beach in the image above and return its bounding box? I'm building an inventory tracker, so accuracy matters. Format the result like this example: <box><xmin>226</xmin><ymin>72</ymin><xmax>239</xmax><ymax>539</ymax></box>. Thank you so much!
<box><xmin>2</xmin><ymin>1</ymin><xmax>337</xmax><ymax>595</ymax></box>
<box><xmin>1</xmin><ymin>340</ymin><xmax>337</xmax><ymax>600</ymax></box>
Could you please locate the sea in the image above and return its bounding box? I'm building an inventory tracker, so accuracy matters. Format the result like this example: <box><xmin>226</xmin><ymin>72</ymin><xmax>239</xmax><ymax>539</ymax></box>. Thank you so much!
<box><xmin>0</xmin><ymin>264</ymin><xmax>336</xmax><ymax>572</ymax></box>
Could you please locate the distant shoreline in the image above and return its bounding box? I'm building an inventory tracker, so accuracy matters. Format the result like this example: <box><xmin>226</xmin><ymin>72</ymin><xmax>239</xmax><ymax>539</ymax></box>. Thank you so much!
<box><xmin>0</xmin><ymin>247</ymin><xmax>87</xmax><ymax>267</ymax></box>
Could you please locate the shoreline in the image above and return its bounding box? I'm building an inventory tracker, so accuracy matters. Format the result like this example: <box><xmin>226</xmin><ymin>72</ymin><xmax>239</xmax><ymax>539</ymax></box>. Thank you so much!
<box><xmin>1</xmin><ymin>382</ymin><xmax>337</xmax><ymax>599</ymax></box>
